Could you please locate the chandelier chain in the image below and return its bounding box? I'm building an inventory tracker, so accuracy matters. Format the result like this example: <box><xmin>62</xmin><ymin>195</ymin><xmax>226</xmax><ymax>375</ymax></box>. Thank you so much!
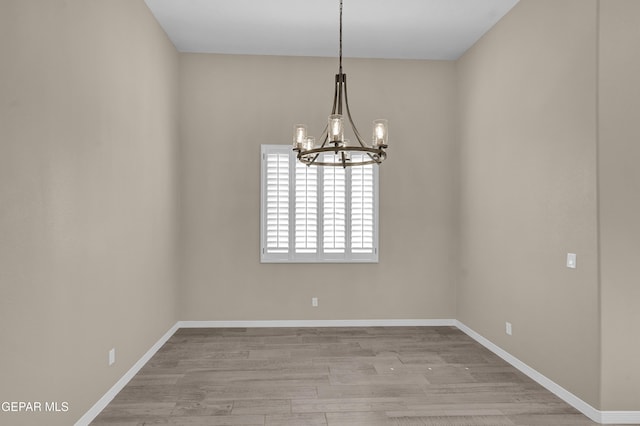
<box><xmin>339</xmin><ymin>0</ymin><xmax>343</xmax><ymax>73</ymax></box>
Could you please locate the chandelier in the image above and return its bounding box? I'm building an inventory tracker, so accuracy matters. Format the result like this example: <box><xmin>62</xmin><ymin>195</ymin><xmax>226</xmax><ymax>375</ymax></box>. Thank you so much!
<box><xmin>292</xmin><ymin>0</ymin><xmax>388</xmax><ymax>167</ymax></box>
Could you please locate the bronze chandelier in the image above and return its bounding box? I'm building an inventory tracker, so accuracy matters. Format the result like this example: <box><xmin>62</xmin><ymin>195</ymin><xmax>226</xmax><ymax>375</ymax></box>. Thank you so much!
<box><xmin>292</xmin><ymin>0</ymin><xmax>389</xmax><ymax>167</ymax></box>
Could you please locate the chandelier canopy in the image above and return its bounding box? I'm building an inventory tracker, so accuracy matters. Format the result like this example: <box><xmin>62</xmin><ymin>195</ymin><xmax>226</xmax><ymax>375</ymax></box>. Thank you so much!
<box><xmin>292</xmin><ymin>0</ymin><xmax>388</xmax><ymax>167</ymax></box>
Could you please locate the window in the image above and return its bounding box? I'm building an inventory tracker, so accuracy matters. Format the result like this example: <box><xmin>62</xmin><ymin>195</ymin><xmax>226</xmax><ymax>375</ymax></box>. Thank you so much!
<box><xmin>261</xmin><ymin>145</ymin><xmax>378</xmax><ymax>263</ymax></box>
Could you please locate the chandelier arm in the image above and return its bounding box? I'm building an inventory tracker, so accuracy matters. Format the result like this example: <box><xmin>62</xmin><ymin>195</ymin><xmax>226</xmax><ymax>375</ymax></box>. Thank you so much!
<box><xmin>331</xmin><ymin>75</ymin><xmax>339</xmax><ymax>115</ymax></box>
<box><xmin>318</xmin><ymin>126</ymin><xmax>329</xmax><ymax>148</ymax></box>
<box><xmin>309</xmin><ymin>127</ymin><xmax>330</xmax><ymax>165</ymax></box>
<box><xmin>342</xmin><ymin>75</ymin><xmax>381</xmax><ymax>164</ymax></box>
<box><xmin>337</xmin><ymin>74</ymin><xmax>344</xmax><ymax>115</ymax></box>
<box><xmin>342</xmin><ymin>75</ymin><xmax>367</xmax><ymax>147</ymax></box>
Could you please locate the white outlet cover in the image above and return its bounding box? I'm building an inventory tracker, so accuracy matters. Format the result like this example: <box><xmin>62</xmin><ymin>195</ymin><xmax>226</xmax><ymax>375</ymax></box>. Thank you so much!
<box><xmin>312</xmin><ymin>297</ymin><xmax>318</xmax><ymax>307</ymax></box>
<box><xmin>109</xmin><ymin>348</ymin><xmax>116</xmax><ymax>366</ymax></box>
<box><xmin>567</xmin><ymin>253</ymin><xmax>577</xmax><ymax>269</ymax></box>
<box><xmin>505</xmin><ymin>322</ymin><xmax>512</xmax><ymax>336</ymax></box>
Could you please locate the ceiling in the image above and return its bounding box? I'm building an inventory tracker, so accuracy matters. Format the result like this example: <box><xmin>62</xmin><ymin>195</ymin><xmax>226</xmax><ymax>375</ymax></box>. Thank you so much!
<box><xmin>144</xmin><ymin>0</ymin><xmax>519</xmax><ymax>61</ymax></box>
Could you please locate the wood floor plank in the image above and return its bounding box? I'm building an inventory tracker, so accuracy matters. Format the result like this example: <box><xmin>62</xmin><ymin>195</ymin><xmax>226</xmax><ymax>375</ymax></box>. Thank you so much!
<box><xmin>180</xmin><ymin>367</ymin><xmax>329</xmax><ymax>384</ymax></box>
<box><xmin>91</xmin><ymin>327</ymin><xmax>599</xmax><ymax>425</ymax></box>
<box><xmin>292</xmin><ymin>397</ymin><xmax>408</xmax><ymax>413</ymax></box>
<box><xmin>329</xmin><ymin>371</ymin><xmax>430</xmax><ymax>386</ymax></box>
<box><xmin>265</xmin><ymin>412</ymin><xmax>327</xmax><ymax>425</ymax></box>
<box><xmin>507</xmin><ymin>413</ymin><xmax>600</xmax><ymax>425</ymax></box>
<box><xmin>197</xmin><ymin>384</ymin><xmax>318</xmax><ymax>400</ymax></box>
<box><xmin>316</xmin><ymin>384</ymin><xmax>427</xmax><ymax>399</ymax></box>
<box><xmin>399</xmin><ymin>415</ymin><xmax>517</xmax><ymax>425</ymax></box>
<box><xmin>232</xmin><ymin>399</ymin><xmax>291</xmax><ymax>415</ymax></box>
<box><xmin>171</xmin><ymin>400</ymin><xmax>234</xmax><ymax>416</ymax></box>
<box><xmin>167</xmin><ymin>414</ymin><xmax>265</xmax><ymax>425</ymax></box>
<box><xmin>325</xmin><ymin>411</ymin><xmax>390</xmax><ymax>426</ymax></box>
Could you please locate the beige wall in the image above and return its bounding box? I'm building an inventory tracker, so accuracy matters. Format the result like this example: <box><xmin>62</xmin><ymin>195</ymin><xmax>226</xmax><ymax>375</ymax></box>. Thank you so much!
<box><xmin>0</xmin><ymin>1</ymin><xmax>178</xmax><ymax>425</ymax></box>
<box><xmin>178</xmin><ymin>54</ymin><xmax>458</xmax><ymax>321</ymax></box>
<box><xmin>598</xmin><ymin>0</ymin><xmax>640</xmax><ymax>411</ymax></box>
<box><xmin>457</xmin><ymin>0</ymin><xmax>601</xmax><ymax>407</ymax></box>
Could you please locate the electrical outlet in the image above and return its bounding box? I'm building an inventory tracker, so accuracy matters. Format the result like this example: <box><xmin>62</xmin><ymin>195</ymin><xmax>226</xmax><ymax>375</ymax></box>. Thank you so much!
<box><xmin>312</xmin><ymin>297</ymin><xmax>318</xmax><ymax>307</ymax></box>
<box><xmin>567</xmin><ymin>253</ymin><xmax>577</xmax><ymax>269</ymax></box>
<box><xmin>108</xmin><ymin>348</ymin><xmax>116</xmax><ymax>366</ymax></box>
<box><xmin>505</xmin><ymin>322</ymin><xmax>512</xmax><ymax>336</ymax></box>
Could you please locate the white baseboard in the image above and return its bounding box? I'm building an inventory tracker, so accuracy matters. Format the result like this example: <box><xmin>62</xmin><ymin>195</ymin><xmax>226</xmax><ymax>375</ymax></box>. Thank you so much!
<box><xmin>178</xmin><ymin>319</ymin><xmax>456</xmax><ymax>328</ymax></box>
<box><xmin>455</xmin><ymin>320</ymin><xmax>640</xmax><ymax>425</ymax></box>
<box><xmin>74</xmin><ymin>322</ymin><xmax>180</xmax><ymax>426</ymax></box>
<box><xmin>77</xmin><ymin>319</ymin><xmax>640</xmax><ymax>425</ymax></box>
<box><xmin>600</xmin><ymin>411</ymin><xmax>640</xmax><ymax>424</ymax></box>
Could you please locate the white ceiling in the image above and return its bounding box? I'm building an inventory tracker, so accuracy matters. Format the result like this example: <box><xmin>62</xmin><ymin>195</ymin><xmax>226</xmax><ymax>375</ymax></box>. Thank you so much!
<box><xmin>144</xmin><ymin>0</ymin><xmax>519</xmax><ymax>61</ymax></box>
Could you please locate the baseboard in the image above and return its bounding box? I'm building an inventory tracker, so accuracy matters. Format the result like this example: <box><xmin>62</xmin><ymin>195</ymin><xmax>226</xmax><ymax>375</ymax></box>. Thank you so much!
<box><xmin>455</xmin><ymin>320</ymin><xmax>640</xmax><ymax>425</ymax></box>
<box><xmin>600</xmin><ymin>411</ymin><xmax>640</xmax><ymax>424</ymax></box>
<box><xmin>178</xmin><ymin>319</ymin><xmax>456</xmax><ymax>328</ymax></box>
<box><xmin>74</xmin><ymin>322</ymin><xmax>180</xmax><ymax>426</ymax></box>
<box><xmin>77</xmin><ymin>319</ymin><xmax>640</xmax><ymax>425</ymax></box>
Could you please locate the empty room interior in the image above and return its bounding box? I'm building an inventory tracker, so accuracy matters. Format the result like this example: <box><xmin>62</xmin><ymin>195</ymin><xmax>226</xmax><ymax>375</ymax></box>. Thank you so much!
<box><xmin>1</xmin><ymin>0</ymin><xmax>639</xmax><ymax>425</ymax></box>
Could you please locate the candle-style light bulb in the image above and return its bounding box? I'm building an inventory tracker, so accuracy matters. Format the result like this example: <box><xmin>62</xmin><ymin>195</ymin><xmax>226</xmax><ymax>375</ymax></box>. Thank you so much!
<box><xmin>304</xmin><ymin>136</ymin><xmax>315</xmax><ymax>151</ymax></box>
<box><xmin>293</xmin><ymin>124</ymin><xmax>307</xmax><ymax>149</ymax></box>
<box><xmin>373</xmin><ymin>119</ymin><xmax>388</xmax><ymax>147</ymax></box>
<box><xmin>328</xmin><ymin>115</ymin><xmax>344</xmax><ymax>143</ymax></box>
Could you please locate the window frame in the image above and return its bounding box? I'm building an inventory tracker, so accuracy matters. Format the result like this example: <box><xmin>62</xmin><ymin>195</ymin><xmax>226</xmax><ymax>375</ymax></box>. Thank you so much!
<box><xmin>260</xmin><ymin>145</ymin><xmax>379</xmax><ymax>263</ymax></box>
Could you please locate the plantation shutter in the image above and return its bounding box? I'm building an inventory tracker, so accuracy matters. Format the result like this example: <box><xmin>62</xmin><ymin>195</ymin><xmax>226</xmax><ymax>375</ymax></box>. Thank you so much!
<box><xmin>295</xmin><ymin>161</ymin><xmax>318</xmax><ymax>253</ymax></box>
<box><xmin>350</xmin><ymin>154</ymin><xmax>374</xmax><ymax>253</ymax></box>
<box><xmin>322</xmin><ymin>154</ymin><xmax>346</xmax><ymax>253</ymax></box>
<box><xmin>264</xmin><ymin>150</ymin><xmax>289</xmax><ymax>254</ymax></box>
<box><xmin>261</xmin><ymin>145</ymin><xmax>378</xmax><ymax>263</ymax></box>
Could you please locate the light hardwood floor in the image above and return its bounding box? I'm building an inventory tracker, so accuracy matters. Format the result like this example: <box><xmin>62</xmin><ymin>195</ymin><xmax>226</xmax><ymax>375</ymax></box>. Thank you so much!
<box><xmin>91</xmin><ymin>327</ymin><xmax>600</xmax><ymax>425</ymax></box>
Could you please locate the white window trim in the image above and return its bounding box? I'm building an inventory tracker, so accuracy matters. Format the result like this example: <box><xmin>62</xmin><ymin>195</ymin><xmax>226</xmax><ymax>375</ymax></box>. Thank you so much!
<box><xmin>261</xmin><ymin>145</ymin><xmax>379</xmax><ymax>263</ymax></box>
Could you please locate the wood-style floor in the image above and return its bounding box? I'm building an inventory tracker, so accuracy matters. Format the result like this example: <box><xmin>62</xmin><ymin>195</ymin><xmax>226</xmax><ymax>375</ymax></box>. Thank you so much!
<box><xmin>91</xmin><ymin>326</ymin><xmax>600</xmax><ymax>425</ymax></box>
